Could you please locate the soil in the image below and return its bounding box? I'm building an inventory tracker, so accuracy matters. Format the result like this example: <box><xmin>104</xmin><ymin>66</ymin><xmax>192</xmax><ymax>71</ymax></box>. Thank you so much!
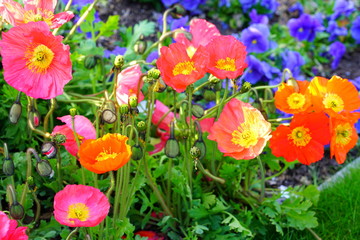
<box><xmin>97</xmin><ymin>0</ymin><xmax>360</xmax><ymax>187</ymax></box>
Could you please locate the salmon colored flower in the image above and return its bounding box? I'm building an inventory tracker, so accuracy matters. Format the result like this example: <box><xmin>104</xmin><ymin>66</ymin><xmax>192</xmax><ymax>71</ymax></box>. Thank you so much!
<box><xmin>206</xmin><ymin>35</ymin><xmax>248</xmax><ymax>80</ymax></box>
<box><xmin>330</xmin><ymin>112</ymin><xmax>360</xmax><ymax>164</ymax></box>
<box><xmin>274</xmin><ymin>80</ymin><xmax>312</xmax><ymax>114</ymax></box>
<box><xmin>175</xmin><ymin>18</ymin><xmax>220</xmax><ymax>57</ymax></box>
<box><xmin>0</xmin><ymin>211</ymin><xmax>28</xmax><ymax>240</ymax></box>
<box><xmin>270</xmin><ymin>112</ymin><xmax>330</xmax><ymax>165</ymax></box>
<box><xmin>53</xmin><ymin>185</ymin><xmax>110</xmax><ymax>227</ymax></box>
<box><xmin>308</xmin><ymin>75</ymin><xmax>360</xmax><ymax>116</ymax></box>
<box><xmin>52</xmin><ymin>115</ymin><xmax>96</xmax><ymax>156</ymax></box>
<box><xmin>208</xmin><ymin>98</ymin><xmax>271</xmax><ymax>160</ymax></box>
<box><xmin>0</xmin><ymin>0</ymin><xmax>74</xmax><ymax>29</ymax></box>
<box><xmin>0</xmin><ymin>21</ymin><xmax>72</xmax><ymax>99</ymax></box>
<box><xmin>78</xmin><ymin>133</ymin><xmax>132</xmax><ymax>174</ymax></box>
<box><xmin>157</xmin><ymin>42</ymin><xmax>209</xmax><ymax>92</ymax></box>
<box><xmin>116</xmin><ymin>64</ymin><xmax>144</xmax><ymax>105</ymax></box>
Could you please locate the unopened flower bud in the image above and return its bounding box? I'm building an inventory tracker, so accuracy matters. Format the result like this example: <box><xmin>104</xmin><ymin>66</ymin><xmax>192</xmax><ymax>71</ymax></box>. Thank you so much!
<box><xmin>53</xmin><ymin>133</ymin><xmax>66</xmax><ymax>144</ymax></box>
<box><xmin>134</xmin><ymin>40</ymin><xmax>147</xmax><ymax>55</ymax></box>
<box><xmin>120</xmin><ymin>104</ymin><xmax>129</xmax><ymax>115</ymax></box>
<box><xmin>69</xmin><ymin>108</ymin><xmax>77</xmax><ymax>117</ymax></box>
<box><xmin>9</xmin><ymin>101</ymin><xmax>22</xmax><ymax>124</ymax></box>
<box><xmin>29</xmin><ymin>109</ymin><xmax>40</xmax><ymax>127</ymax></box>
<box><xmin>131</xmin><ymin>144</ymin><xmax>143</xmax><ymax>160</ymax></box>
<box><xmin>102</xmin><ymin>100</ymin><xmax>117</xmax><ymax>124</ymax></box>
<box><xmin>208</xmin><ymin>74</ymin><xmax>221</xmax><ymax>84</ymax></box>
<box><xmin>36</xmin><ymin>159</ymin><xmax>53</xmax><ymax>177</ymax></box>
<box><xmin>165</xmin><ymin>138</ymin><xmax>179</xmax><ymax>158</ymax></box>
<box><xmin>194</xmin><ymin>139</ymin><xmax>206</xmax><ymax>160</ymax></box>
<box><xmin>10</xmin><ymin>202</ymin><xmax>24</xmax><ymax>220</ymax></box>
<box><xmin>191</xmin><ymin>104</ymin><xmax>204</xmax><ymax>118</ymax></box>
<box><xmin>190</xmin><ymin>146</ymin><xmax>201</xmax><ymax>159</ymax></box>
<box><xmin>137</xmin><ymin>121</ymin><xmax>146</xmax><ymax>131</ymax></box>
<box><xmin>204</xmin><ymin>89</ymin><xmax>216</xmax><ymax>101</ymax></box>
<box><xmin>114</xmin><ymin>55</ymin><xmax>125</xmax><ymax>69</ymax></box>
<box><xmin>214</xmin><ymin>82</ymin><xmax>222</xmax><ymax>91</ymax></box>
<box><xmin>41</xmin><ymin>142</ymin><xmax>57</xmax><ymax>159</ymax></box>
<box><xmin>287</xmin><ymin>77</ymin><xmax>299</xmax><ymax>92</ymax></box>
<box><xmin>172</xmin><ymin>4</ymin><xmax>186</xmax><ymax>17</ymax></box>
<box><xmin>129</xmin><ymin>96</ymin><xmax>138</xmax><ymax>108</ymax></box>
<box><xmin>240</xmin><ymin>82</ymin><xmax>251</xmax><ymax>94</ymax></box>
<box><xmin>148</xmin><ymin>68</ymin><xmax>161</xmax><ymax>80</ymax></box>
<box><xmin>3</xmin><ymin>158</ymin><xmax>14</xmax><ymax>176</ymax></box>
<box><xmin>84</xmin><ymin>55</ymin><xmax>98</xmax><ymax>69</ymax></box>
<box><xmin>154</xmin><ymin>77</ymin><xmax>167</xmax><ymax>93</ymax></box>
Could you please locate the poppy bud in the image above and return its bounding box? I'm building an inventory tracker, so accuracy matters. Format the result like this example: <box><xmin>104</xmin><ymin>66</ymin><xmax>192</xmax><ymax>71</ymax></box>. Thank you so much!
<box><xmin>172</xmin><ymin>4</ymin><xmax>186</xmax><ymax>17</ymax></box>
<box><xmin>129</xmin><ymin>96</ymin><xmax>138</xmax><ymax>108</ymax></box>
<box><xmin>213</xmin><ymin>82</ymin><xmax>222</xmax><ymax>92</ymax></box>
<box><xmin>84</xmin><ymin>55</ymin><xmax>98</xmax><ymax>69</ymax></box>
<box><xmin>29</xmin><ymin>108</ymin><xmax>40</xmax><ymax>127</ymax></box>
<box><xmin>240</xmin><ymin>82</ymin><xmax>251</xmax><ymax>94</ymax></box>
<box><xmin>120</xmin><ymin>104</ymin><xmax>129</xmax><ymax>115</ymax></box>
<box><xmin>208</xmin><ymin>74</ymin><xmax>221</xmax><ymax>84</ymax></box>
<box><xmin>287</xmin><ymin>77</ymin><xmax>299</xmax><ymax>92</ymax></box>
<box><xmin>53</xmin><ymin>133</ymin><xmax>66</xmax><ymax>144</ymax></box>
<box><xmin>3</xmin><ymin>158</ymin><xmax>14</xmax><ymax>176</ymax></box>
<box><xmin>131</xmin><ymin>144</ymin><xmax>143</xmax><ymax>160</ymax></box>
<box><xmin>36</xmin><ymin>159</ymin><xmax>53</xmax><ymax>177</ymax></box>
<box><xmin>114</xmin><ymin>55</ymin><xmax>125</xmax><ymax>69</ymax></box>
<box><xmin>191</xmin><ymin>104</ymin><xmax>204</xmax><ymax>118</ymax></box>
<box><xmin>41</xmin><ymin>142</ymin><xmax>57</xmax><ymax>159</ymax></box>
<box><xmin>148</xmin><ymin>68</ymin><xmax>161</xmax><ymax>80</ymax></box>
<box><xmin>190</xmin><ymin>146</ymin><xmax>201</xmax><ymax>159</ymax></box>
<box><xmin>204</xmin><ymin>89</ymin><xmax>216</xmax><ymax>101</ymax></box>
<box><xmin>9</xmin><ymin>101</ymin><xmax>22</xmax><ymax>124</ymax></box>
<box><xmin>165</xmin><ymin>138</ymin><xmax>179</xmax><ymax>158</ymax></box>
<box><xmin>137</xmin><ymin>121</ymin><xmax>146</xmax><ymax>131</ymax></box>
<box><xmin>193</xmin><ymin>139</ymin><xmax>206</xmax><ymax>160</ymax></box>
<box><xmin>10</xmin><ymin>202</ymin><xmax>24</xmax><ymax>220</ymax></box>
<box><xmin>102</xmin><ymin>100</ymin><xmax>117</xmax><ymax>124</ymax></box>
<box><xmin>154</xmin><ymin>77</ymin><xmax>167</xmax><ymax>93</ymax></box>
<box><xmin>134</xmin><ymin>40</ymin><xmax>147</xmax><ymax>55</ymax></box>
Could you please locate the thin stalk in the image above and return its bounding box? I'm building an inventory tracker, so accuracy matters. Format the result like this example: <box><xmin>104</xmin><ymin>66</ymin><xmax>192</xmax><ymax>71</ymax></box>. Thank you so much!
<box><xmin>306</xmin><ymin>228</ymin><xmax>323</xmax><ymax>240</ymax></box>
<box><xmin>21</xmin><ymin>148</ymin><xmax>39</xmax><ymax>205</ymax></box>
<box><xmin>257</xmin><ymin>156</ymin><xmax>265</xmax><ymax>202</ymax></box>
<box><xmin>65</xmin><ymin>227</ymin><xmax>79</xmax><ymax>240</ymax></box>
<box><xmin>43</xmin><ymin>98</ymin><xmax>56</xmax><ymax>134</ymax></box>
<box><xmin>56</xmin><ymin>147</ymin><xmax>63</xmax><ymax>188</ymax></box>
<box><xmin>196</xmin><ymin>160</ymin><xmax>225</xmax><ymax>184</ymax></box>
<box><xmin>71</xmin><ymin>115</ymin><xmax>86</xmax><ymax>185</ymax></box>
<box><xmin>32</xmin><ymin>191</ymin><xmax>41</xmax><ymax>224</ymax></box>
<box><xmin>106</xmin><ymin>171</ymin><xmax>115</xmax><ymax>199</ymax></box>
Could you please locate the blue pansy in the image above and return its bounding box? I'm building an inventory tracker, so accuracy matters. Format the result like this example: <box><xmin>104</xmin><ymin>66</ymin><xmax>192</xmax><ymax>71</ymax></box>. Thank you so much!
<box><xmin>104</xmin><ymin>46</ymin><xmax>127</xmax><ymax>58</ymax></box>
<box><xmin>219</xmin><ymin>0</ymin><xmax>231</xmax><ymax>7</ymax></box>
<box><xmin>240</xmin><ymin>24</ymin><xmax>270</xmax><ymax>53</ymax></box>
<box><xmin>289</xmin><ymin>2</ymin><xmax>303</xmax><ymax>15</ymax></box>
<box><xmin>287</xmin><ymin>13</ymin><xmax>324</xmax><ymax>42</ymax></box>
<box><xmin>350</xmin><ymin>16</ymin><xmax>360</xmax><ymax>43</ymax></box>
<box><xmin>327</xmin><ymin>20</ymin><xmax>347</xmax><ymax>41</ymax></box>
<box><xmin>281</xmin><ymin>50</ymin><xmax>305</xmax><ymax>79</ymax></box>
<box><xmin>259</xmin><ymin>0</ymin><xmax>279</xmax><ymax>14</ymax></box>
<box><xmin>249</xmin><ymin>9</ymin><xmax>269</xmax><ymax>24</ymax></box>
<box><xmin>161</xmin><ymin>0</ymin><xmax>206</xmax><ymax>12</ymax></box>
<box><xmin>239</xmin><ymin>0</ymin><xmax>258</xmax><ymax>12</ymax></box>
<box><xmin>331</xmin><ymin>0</ymin><xmax>355</xmax><ymax>20</ymax></box>
<box><xmin>328</xmin><ymin>41</ymin><xmax>346</xmax><ymax>70</ymax></box>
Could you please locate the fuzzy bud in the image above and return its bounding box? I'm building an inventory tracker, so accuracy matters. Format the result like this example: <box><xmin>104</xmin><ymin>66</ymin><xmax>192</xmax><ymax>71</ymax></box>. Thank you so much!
<box><xmin>120</xmin><ymin>104</ymin><xmax>129</xmax><ymax>115</ymax></box>
<box><xmin>69</xmin><ymin>108</ymin><xmax>77</xmax><ymax>117</ymax></box>
<box><xmin>204</xmin><ymin>89</ymin><xmax>216</xmax><ymax>102</ymax></box>
<box><xmin>165</xmin><ymin>138</ymin><xmax>179</xmax><ymax>158</ymax></box>
<box><xmin>137</xmin><ymin>121</ymin><xmax>146</xmax><ymax>131</ymax></box>
<box><xmin>36</xmin><ymin>159</ymin><xmax>53</xmax><ymax>177</ymax></box>
<box><xmin>53</xmin><ymin>133</ymin><xmax>66</xmax><ymax>144</ymax></box>
<box><xmin>2</xmin><ymin>158</ymin><xmax>14</xmax><ymax>176</ymax></box>
<box><xmin>41</xmin><ymin>142</ymin><xmax>57</xmax><ymax>159</ymax></box>
<box><xmin>191</xmin><ymin>104</ymin><xmax>204</xmax><ymax>118</ymax></box>
<box><xmin>240</xmin><ymin>82</ymin><xmax>251</xmax><ymax>94</ymax></box>
<box><xmin>148</xmin><ymin>68</ymin><xmax>161</xmax><ymax>80</ymax></box>
<box><xmin>114</xmin><ymin>55</ymin><xmax>125</xmax><ymax>69</ymax></box>
<box><xmin>10</xmin><ymin>202</ymin><xmax>24</xmax><ymax>220</ymax></box>
<box><xmin>131</xmin><ymin>144</ymin><xmax>143</xmax><ymax>160</ymax></box>
<box><xmin>29</xmin><ymin>109</ymin><xmax>40</xmax><ymax>127</ymax></box>
<box><xmin>193</xmin><ymin>139</ymin><xmax>206</xmax><ymax>160</ymax></box>
<box><xmin>134</xmin><ymin>40</ymin><xmax>147</xmax><ymax>55</ymax></box>
<box><xmin>129</xmin><ymin>96</ymin><xmax>138</xmax><ymax>108</ymax></box>
<box><xmin>9</xmin><ymin>101</ymin><xmax>22</xmax><ymax>124</ymax></box>
<box><xmin>84</xmin><ymin>55</ymin><xmax>98</xmax><ymax>69</ymax></box>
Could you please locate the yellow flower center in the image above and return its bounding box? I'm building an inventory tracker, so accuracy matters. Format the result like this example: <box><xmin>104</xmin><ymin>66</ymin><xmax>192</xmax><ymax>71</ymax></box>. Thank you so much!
<box><xmin>251</xmin><ymin>39</ymin><xmax>257</xmax><ymax>44</ymax></box>
<box><xmin>288</xmin><ymin>126</ymin><xmax>311</xmax><ymax>147</ymax></box>
<box><xmin>287</xmin><ymin>93</ymin><xmax>306</xmax><ymax>109</ymax></box>
<box><xmin>299</xmin><ymin>27</ymin><xmax>303</xmax><ymax>32</ymax></box>
<box><xmin>215</xmin><ymin>57</ymin><xmax>236</xmax><ymax>71</ymax></box>
<box><xmin>231</xmin><ymin>123</ymin><xmax>258</xmax><ymax>148</ymax></box>
<box><xmin>335</xmin><ymin>123</ymin><xmax>352</xmax><ymax>146</ymax></box>
<box><xmin>26</xmin><ymin>44</ymin><xmax>54</xmax><ymax>74</ymax></box>
<box><xmin>323</xmin><ymin>93</ymin><xmax>344</xmax><ymax>113</ymax></box>
<box><xmin>67</xmin><ymin>203</ymin><xmax>89</xmax><ymax>222</ymax></box>
<box><xmin>172</xmin><ymin>61</ymin><xmax>196</xmax><ymax>76</ymax></box>
<box><xmin>23</xmin><ymin>9</ymin><xmax>54</xmax><ymax>26</ymax></box>
<box><xmin>96</xmin><ymin>148</ymin><xmax>119</xmax><ymax>162</ymax></box>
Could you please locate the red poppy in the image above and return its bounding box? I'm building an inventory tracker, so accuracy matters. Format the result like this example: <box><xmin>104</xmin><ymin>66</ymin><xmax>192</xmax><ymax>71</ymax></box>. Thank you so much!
<box><xmin>206</xmin><ymin>35</ymin><xmax>247</xmax><ymax>80</ymax></box>
<box><xmin>269</xmin><ymin>112</ymin><xmax>330</xmax><ymax>165</ymax></box>
<box><xmin>157</xmin><ymin>42</ymin><xmax>208</xmax><ymax>92</ymax></box>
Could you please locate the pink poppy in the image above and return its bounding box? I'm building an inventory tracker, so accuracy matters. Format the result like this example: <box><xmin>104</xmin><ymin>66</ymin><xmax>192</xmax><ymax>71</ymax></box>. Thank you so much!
<box><xmin>53</xmin><ymin>185</ymin><xmax>110</xmax><ymax>227</ymax></box>
<box><xmin>0</xmin><ymin>211</ymin><xmax>28</xmax><ymax>240</ymax></box>
<box><xmin>0</xmin><ymin>0</ymin><xmax>74</xmax><ymax>29</ymax></box>
<box><xmin>116</xmin><ymin>64</ymin><xmax>144</xmax><ymax>105</ymax></box>
<box><xmin>52</xmin><ymin>115</ymin><xmax>96</xmax><ymax>156</ymax></box>
<box><xmin>0</xmin><ymin>21</ymin><xmax>72</xmax><ymax>99</ymax></box>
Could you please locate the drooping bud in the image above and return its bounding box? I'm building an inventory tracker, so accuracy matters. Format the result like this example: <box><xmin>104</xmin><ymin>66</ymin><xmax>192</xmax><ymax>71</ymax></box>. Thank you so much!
<box><xmin>84</xmin><ymin>55</ymin><xmax>98</xmax><ymax>69</ymax></box>
<box><xmin>204</xmin><ymin>89</ymin><xmax>216</xmax><ymax>101</ymax></box>
<box><xmin>172</xmin><ymin>4</ymin><xmax>186</xmax><ymax>17</ymax></box>
<box><xmin>102</xmin><ymin>100</ymin><xmax>117</xmax><ymax>124</ymax></box>
<box><xmin>190</xmin><ymin>146</ymin><xmax>201</xmax><ymax>159</ymax></box>
<box><xmin>191</xmin><ymin>104</ymin><xmax>204</xmax><ymax>118</ymax></box>
<box><xmin>154</xmin><ymin>77</ymin><xmax>167</xmax><ymax>93</ymax></box>
<box><xmin>131</xmin><ymin>144</ymin><xmax>143</xmax><ymax>160</ymax></box>
<box><xmin>120</xmin><ymin>104</ymin><xmax>129</xmax><ymax>115</ymax></box>
<box><xmin>2</xmin><ymin>143</ymin><xmax>14</xmax><ymax>176</ymax></box>
<box><xmin>239</xmin><ymin>82</ymin><xmax>251</xmax><ymax>94</ymax></box>
<box><xmin>193</xmin><ymin>139</ymin><xmax>206</xmax><ymax>160</ymax></box>
<box><xmin>69</xmin><ymin>108</ymin><xmax>77</xmax><ymax>117</ymax></box>
<box><xmin>114</xmin><ymin>55</ymin><xmax>125</xmax><ymax>69</ymax></box>
<box><xmin>9</xmin><ymin>101</ymin><xmax>22</xmax><ymax>124</ymax></box>
<box><xmin>148</xmin><ymin>68</ymin><xmax>161</xmax><ymax>80</ymax></box>
<box><xmin>53</xmin><ymin>133</ymin><xmax>66</xmax><ymax>144</ymax></box>
<box><xmin>134</xmin><ymin>40</ymin><xmax>147</xmax><ymax>55</ymax></box>
<box><xmin>41</xmin><ymin>142</ymin><xmax>57</xmax><ymax>159</ymax></box>
<box><xmin>165</xmin><ymin>122</ymin><xmax>179</xmax><ymax>158</ymax></box>
<box><xmin>28</xmin><ymin>108</ymin><xmax>40</xmax><ymax>127</ymax></box>
<box><xmin>10</xmin><ymin>202</ymin><xmax>24</xmax><ymax>220</ymax></box>
<box><xmin>129</xmin><ymin>96</ymin><xmax>138</xmax><ymax>108</ymax></box>
<box><xmin>137</xmin><ymin>121</ymin><xmax>146</xmax><ymax>132</ymax></box>
<box><xmin>36</xmin><ymin>159</ymin><xmax>53</xmax><ymax>177</ymax></box>
<box><xmin>287</xmin><ymin>77</ymin><xmax>299</xmax><ymax>92</ymax></box>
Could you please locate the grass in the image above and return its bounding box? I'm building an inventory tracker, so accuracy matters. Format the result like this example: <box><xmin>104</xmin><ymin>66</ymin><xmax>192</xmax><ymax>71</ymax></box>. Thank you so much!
<box><xmin>267</xmin><ymin>161</ymin><xmax>360</xmax><ymax>240</ymax></box>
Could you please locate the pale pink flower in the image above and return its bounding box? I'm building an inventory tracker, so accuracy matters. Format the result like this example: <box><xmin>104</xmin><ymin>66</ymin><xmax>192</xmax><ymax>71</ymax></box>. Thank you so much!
<box><xmin>116</xmin><ymin>64</ymin><xmax>144</xmax><ymax>105</ymax></box>
<box><xmin>52</xmin><ymin>115</ymin><xmax>96</xmax><ymax>156</ymax></box>
<box><xmin>0</xmin><ymin>211</ymin><xmax>28</xmax><ymax>240</ymax></box>
<box><xmin>0</xmin><ymin>0</ymin><xmax>74</xmax><ymax>29</ymax></box>
<box><xmin>0</xmin><ymin>21</ymin><xmax>72</xmax><ymax>99</ymax></box>
<box><xmin>53</xmin><ymin>185</ymin><xmax>110</xmax><ymax>227</ymax></box>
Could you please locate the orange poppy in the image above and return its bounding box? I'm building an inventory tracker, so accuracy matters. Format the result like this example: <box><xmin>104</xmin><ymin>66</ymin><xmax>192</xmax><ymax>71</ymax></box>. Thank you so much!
<box><xmin>330</xmin><ymin>112</ymin><xmax>360</xmax><ymax>164</ymax></box>
<box><xmin>78</xmin><ymin>133</ymin><xmax>132</xmax><ymax>174</ymax></box>
<box><xmin>156</xmin><ymin>42</ymin><xmax>208</xmax><ymax>92</ymax></box>
<box><xmin>274</xmin><ymin>79</ymin><xmax>312</xmax><ymax>114</ymax></box>
<box><xmin>208</xmin><ymin>98</ymin><xmax>271</xmax><ymax>160</ymax></box>
<box><xmin>308</xmin><ymin>75</ymin><xmax>360</xmax><ymax>116</ymax></box>
<box><xmin>269</xmin><ymin>112</ymin><xmax>330</xmax><ymax>165</ymax></box>
<box><xmin>206</xmin><ymin>35</ymin><xmax>247</xmax><ymax>80</ymax></box>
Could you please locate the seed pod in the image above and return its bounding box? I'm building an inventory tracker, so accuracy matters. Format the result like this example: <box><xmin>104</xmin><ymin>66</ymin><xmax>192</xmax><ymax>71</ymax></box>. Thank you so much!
<box><xmin>191</xmin><ymin>104</ymin><xmax>204</xmax><ymax>118</ymax></box>
<box><xmin>36</xmin><ymin>159</ymin><xmax>53</xmax><ymax>177</ymax></box>
<box><xmin>41</xmin><ymin>142</ymin><xmax>57</xmax><ymax>159</ymax></box>
<box><xmin>129</xmin><ymin>96</ymin><xmax>138</xmax><ymax>108</ymax></box>
<box><xmin>53</xmin><ymin>133</ymin><xmax>66</xmax><ymax>144</ymax></box>
<box><xmin>165</xmin><ymin>138</ymin><xmax>179</xmax><ymax>158</ymax></box>
<box><xmin>120</xmin><ymin>104</ymin><xmax>129</xmax><ymax>115</ymax></box>
<box><xmin>9</xmin><ymin>101</ymin><xmax>22</xmax><ymax>124</ymax></box>
<box><xmin>84</xmin><ymin>55</ymin><xmax>98</xmax><ymax>69</ymax></box>
<box><xmin>131</xmin><ymin>144</ymin><xmax>143</xmax><ymax>160</ymax></box>
<box><xmin>10</xmin><ymin>202</ymin><xmax>24</xmax><ymax>220</ymax></box>
<box><xmin>137</xmin><ymin>121</ymin><xmax>146</xmax><ymax>132</ymax></box>
<box><xmin>240</xmin><ymin>81</ymin><xmax>252</xmax><ymax>94</ymax></box>
<box><xmin>204</xmin><ymin>89</ymin><xmax>216</xmax><ymax>101</ymax></box>
<box><xmin>190</xmin><ymin>146</ymin><xmax>201</xmax><ymax>159</ymax></box>
<box><xmin>2</xmin><ymin>158</ymin><xmax>14</xmax><ymax>176</ymax></box>
<box><xmin>208</xmin><ymin>74</ymin><xmax>221</xmax><ymax>84</ymax></box>
<box><xmin>148</xmin><ymin>68</ymin><xmax>161</xmax><ymax>80</ymax></box>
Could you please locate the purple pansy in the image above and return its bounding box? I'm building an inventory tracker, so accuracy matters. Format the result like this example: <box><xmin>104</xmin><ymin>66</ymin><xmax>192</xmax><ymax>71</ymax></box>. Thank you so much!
<box><xmin>239</xmin><ymin>0</ymin><xmax>258</xmax><ymax>12</ymax></box>
<box><xmin>281</xmin><ymin>50</ymin><xmax>305</xmax><ymax>79</ymax></box>
<box><xmin>104</xmin><ymin>46</ymin><xmax>127</xmax><ymax>58</ymax></box>
<box><xmin>327</xmin><ymin>20</ymin><xmax>348</xmax><ymax>41</ymax></box>
<box><xmin>161</xmin><ymin>0</ymin><xmax>206</xmax><ymax>12</ymax></box>
<box><xmin>249</xmin><ymin>9</ymin><xmax>269</xmax><ymax>24</ymax></box>
<box><xmin>146</xmin><ymin>51</ymin><xmax>159</xmax><ymax>63</ymax></box>
<box><xmin>329</xmin><ymin>41</ymin><xmax>346</xmax><ymax>70</ymax></box>
<box><xmin>350</xmin><ymin>16</ymin><xmax>360</xmax><ymax>44</ymax></box>
<box><xmin>259</xmin><ymin>0</ymin><xmax>279</xmax><ymax>14</ymax></box>
<box><xmin>289</xmin><ymin>2</ymin><xmax>303</xmax><ymax>15</ymax></box>
<box><xmin>157</xmin><ymin>14</ymin><xmax>189</xmax><ymax>32</ymax></box>
<box><xmin>287</xmin><ymin>13</ymin><xmax>324</xmax><ymax>42</ymax></box>
<box><xmin>331</xmin><ymin>0</ymin><xmax>355</xmax><ymax>20</ymax></box>
<box><xmin>240</xmin><ymin>24</ymin><xmax>270</xmax><ymax>53</ymax></box>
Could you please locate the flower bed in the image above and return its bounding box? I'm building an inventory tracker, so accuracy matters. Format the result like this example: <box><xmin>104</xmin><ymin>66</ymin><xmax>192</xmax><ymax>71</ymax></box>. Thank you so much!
<box><xmin>0</xmin><ymin>0</ymin><xmax>359</xmax><ymax>239</ymax></box>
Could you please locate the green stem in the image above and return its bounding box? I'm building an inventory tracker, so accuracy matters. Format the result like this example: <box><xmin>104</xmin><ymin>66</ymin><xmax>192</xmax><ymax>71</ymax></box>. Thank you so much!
<box><xmin>106</xmin><ymin>171</ymin><xmax>115</xmax><ymax>199</ymax></box>
<box><xmin>21</xmin><ymin>148</ymin><xmax>38</xmax><ymax>205</ymax></box>
<box><xmin>306</xmin><ymin>228</ymin><xmax>322</xmax><ymax>240</ymax></box>
<box><xmin>32</xmin><ymin>191</ymin><xmax>41</xmax><ymax>224</ymax></box>
<box><xmin>196</xmin><ymin>160</ymin><xmax>225</xmax><ymax>184</ymax></box>
<box><xmin>257</xmin><ymin>156</ymin><xmax>265</xmax><ymax>202</ymax></box>
<box><xmin>56</xmin><ymin>147</ymin><xmax>63</xmax><ymax>188</ymax></box>
<box><xmin>43</xmin><ymin>98</ymin><xmax>56</xmax><ymax>134</ymax></box>
<box><xmin>65</xmin><ymin>227</ymin><xmax>79</xmax><ymax>240</ymax></box>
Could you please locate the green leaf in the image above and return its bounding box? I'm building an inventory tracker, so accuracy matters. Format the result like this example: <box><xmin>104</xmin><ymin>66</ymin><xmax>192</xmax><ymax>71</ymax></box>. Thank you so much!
<box><xmin>286</xmin><ymin>210</ymin><xmax>318</xmax><ymax>230</ymax></box>
<box><xmin>298</xmin><ymin>185</ymin><xmax>320</xmax><ymax>206</ymax></box>
<box><xmin>221</xmin><ymin>213</ymin><xmax>252</xmax><ymax>236</ymax></box>
<box><xmin>97</xmin><ymin>15</ymin><xmax>120</xmax><ymax>38</ymax></box>
<box><xmin>77</xmin><ymin>39</ymin><xmax>104</xmax><ymax>56</ymax></box>
<box><xmin>202</xmin><ymin>193</ymin><xmax>216</xmax><ymax>209</ymax></box>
